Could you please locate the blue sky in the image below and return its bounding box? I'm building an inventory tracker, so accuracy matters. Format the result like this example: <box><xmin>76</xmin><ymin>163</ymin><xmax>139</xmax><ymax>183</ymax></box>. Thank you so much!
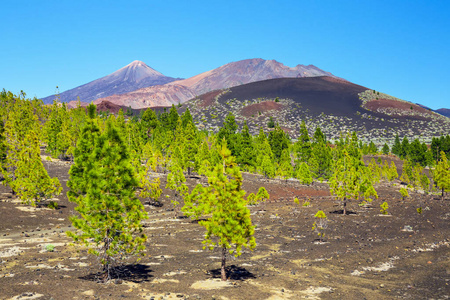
<box><xmin>1</xmin><ymin>0</ymin><xmax>449</xmax><ymax>109</ymax></box>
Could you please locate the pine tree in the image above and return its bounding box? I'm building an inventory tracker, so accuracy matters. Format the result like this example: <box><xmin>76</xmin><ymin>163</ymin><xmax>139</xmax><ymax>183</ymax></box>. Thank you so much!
<box><xmin>256</xmin><ymin>186</ymin><xmax>270</xmax><ymax>202</ymax></box>
<box><xmin>140</xmin><ymin>108</ymin><xmax>159</xmax><ymax>142</ymax></box>
<box><xmin>368</xmin><ymin>141</ymin><xmax>378</xmax><ymax>154</ymax></box>
<box><xmin>237</xmin><ymin>121</ymin><xmax>255</xmax><ymax>169</ymax></box>
<box><xmin>217</xmin><ymin>112</ymin><xmax>239</xmax><ymax>157</ymax></box>
<box><xmin>296</xmin><ymin>162</ymin><xmax>313</xmax><ymax>185</ymax></box>
<box><xmin>382</xmin><ymin>143</ymin><xmax>390</xmax><ymax>155</ymax></box>
<box><xmin>165</xmin><ymin>161</ymin><xmax>188</xmax><ymax>209</ymax></box>
<box><xmin>181</xmin><ymin>107</ymin><xmax>194</xmax><ymax>127</ymax></box>
<box><xmin>138</xmin><ymin>144</ymin><xmax>162</xmax><ymax>205</ymax></box>
<box><xmin>182</xmin><ymin>141</ymin><xmax>256</xmax><ymax>281</ymax></box>
<box><xmin>11</xmin><ymin>125</ymin><xmax>62</xmax><ymax>206</ymax></box>
<box><xmin>434</xmin><ymin>151</ymin><xmax>450</xmax><ymax>200</ymax></box>
<box><xmin>195</xmin><ymin>138</ymin><xmax>212</xmax><ymax>176</ymax></box>
<box><xmin>254</xmin><ymin>128</ymin><xmax>275</xmax><ymax>178</ymax></box>
<box><xmin>181</xmin><ymin>121</ymin><xmax>199</xmax><ymax>177</ymax></box>
<box><xmin>1</xmin><ymin>97</ymin><xmax>61</xmax><ymax>205</ymax></box>
<box><xmin>277</xmin><ymin>148</ymin><xmax>293</xmax><ymax>182</ymax></box>
<box><xmin>329</xmin><ymin>149</ymin><xmax>378</xmax><ymax>215</ymax></box>
<box><xmin>400</xmin><ymin>159</ymin><xmax>414</xmax><ymax>186</ymax></box>
<box><xmin>392</xmin><ymin>134</ymin><xmax>402</xmax><ymax>157</ymax></box>
<box><xmin>400</xmin><ymin>137</ymin><xmax>410</xmax><ymax>159</ymax></box>
<box><xmin>268</xmin><ymin>124</ymin><xmax>290</xmax><ymax>161</ymax></box>
<box><xmin>368</xmin><ymin>158</ymin><xmax>382</xmax><ymax>184</ymax></box>
<box><xmin>294</xmin><ymin>121</ymin><xmax>312</xmax><ymax>163</ymax></box>
<box><xmin>310</xmin><ymin>136</ymin><xmax>332</xmax><ymax>180</ymax></box>
<box><xmin>168</xmin><ymin>104</ymin><xmax>180</xmax><ymax>132</ymax></box>
<box><xmin>388</xmin><ymin>161</ymin><xmax>399</xmax><ymax>181</ymax></box>
<box><xmin>67</xmin><ymin>106</ymin><xmax>147</xmax><ymax>281</ymax></box>
<box><xmin>45</xmin><ymin>101</ymin><xmax>64</xmax><ymax>158</ymax></box>
<box><xmin>0</xmin><ymin>120</ymin><xmax>6</xmax><ymax>172</ymax></box>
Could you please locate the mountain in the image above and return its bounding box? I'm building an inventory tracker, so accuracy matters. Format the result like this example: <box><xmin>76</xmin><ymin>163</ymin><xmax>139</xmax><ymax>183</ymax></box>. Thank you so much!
<box><xmin>170</xmin><ymin>58</ymin><xmax>338</xmax><ymax>95</ymax></box>
<box><xmin>417</xmin><ymin>104</ymin><xmax>450</xmax><ymax>118</ymax></box>
<box><xmin>178</xmin><ymin>77</ymin><xmax>450</xmax><ymax>145</ymax></box>
<box><xmin>41</xmin><ymin>61</ymin><xmax>180</xmax><ymax>104</ymax></box>
<box><xmin>436</xmin><ymin>108</ymin><xmax>450</xmax><ymax>118</ymax></box>
<box><xmin>94</xmin><ymin>58</ymin><xmax>338</xmax><ymax>109</ymax></box>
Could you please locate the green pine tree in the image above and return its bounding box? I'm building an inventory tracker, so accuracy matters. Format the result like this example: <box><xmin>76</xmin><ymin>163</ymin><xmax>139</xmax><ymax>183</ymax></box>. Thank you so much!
<box><xmin>329</xmin><ymin>149</ymin><xmax>378</xmax><ymax>215</ymax></box>
<box><xmin>382</xmin><ymin>143</ymin><xmax>390</xmax><ymax>155</ymax></box>
<box><xmin>182</xmin><ymin>141</ymin><xmax>256</xmax><ymax>281</ymax></box>
<box><xmin>294</xmin><ymin>121</ymin><xmax>312</xmax><ymax>163</ymax></box>
<box><xmin>434</xmin><ymin>151</ymin><xmax>450</xmax><ymax>200</ymax></box>
<box><xmin>11</xmin><ymin>127</ymin><xmax>62</xmax><ymax>206</ymax></box>
<box><xmin>0</xmin><ymin>120</ymin><xmax>6</xmax><ymax>172</ymax></box>
<box><xmin>67</xmin><ymin>106</ymin><xmax>147</xmax><ymax>281</ymax></box>
<box><xmin>277</xmin><ymin>148</ymin><xmax>293</xmax><ymax>182</ymax></box>
<box><xmin>165</xmin><ymin>161</ymin><xmax>188</xmax><ymax>209</ymax></box>
<box><xmin>296</xmin><ymin>162</ymin><xmax>313</xmax><ymax>185</ymax></box>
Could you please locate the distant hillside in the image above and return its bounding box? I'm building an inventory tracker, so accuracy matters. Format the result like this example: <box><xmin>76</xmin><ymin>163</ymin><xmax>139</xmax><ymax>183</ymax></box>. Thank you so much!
<box><xmin>179</xmin><ymin>77</ymin><xmax>450</xmax><ymax>145</ymax></box>
<box><xmin>94</xmin><ymin>58</ymin><xmax>338</xmax><ymax>109</ymax></box>
<box><xmin>436</xmin><ymin>108</ymin><xmax>450</xmax><ymax>118</ymax></box>
<box><xmin>416</xmin><ymin>104</ymin><xmax>450</xmax><ymax>118</ymax></box>
<box><xmin>41</xmin><ymin>61</ymin><xmax>180</xmax><ymax>104</ymax></box>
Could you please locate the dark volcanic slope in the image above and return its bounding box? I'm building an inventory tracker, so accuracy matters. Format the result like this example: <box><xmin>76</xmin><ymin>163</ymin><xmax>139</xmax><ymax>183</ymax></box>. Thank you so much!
<box><xmin>181</xmin><ymin>77</ymin><xmax>450</xmax><ymax>144</ymax></box>
<box><xmin>218</xmin><ymin>76</ymin><xmax>368</xmax><ymax>117</ymax></box>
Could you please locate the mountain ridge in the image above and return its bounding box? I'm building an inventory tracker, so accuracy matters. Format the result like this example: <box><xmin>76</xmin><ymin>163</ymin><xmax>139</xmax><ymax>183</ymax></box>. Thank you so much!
<box><xmin>94</xmin><ymin>58</ymin><xmax>338</xmax><ymax>109</ymax></box>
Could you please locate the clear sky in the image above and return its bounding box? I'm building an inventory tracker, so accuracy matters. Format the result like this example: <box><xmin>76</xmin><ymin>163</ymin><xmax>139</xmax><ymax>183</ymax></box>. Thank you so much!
<box><xmin>1</xmin><ymin>0</ymin><xmax>449</xmax><ymax>109</ymax></box>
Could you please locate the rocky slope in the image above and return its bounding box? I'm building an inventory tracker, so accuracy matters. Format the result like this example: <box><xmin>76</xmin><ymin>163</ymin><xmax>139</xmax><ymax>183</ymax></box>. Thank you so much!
<box><xmin>41</xmin><ymin>61</ymin><xmax>180</xmax><ymax>104</ymax></box>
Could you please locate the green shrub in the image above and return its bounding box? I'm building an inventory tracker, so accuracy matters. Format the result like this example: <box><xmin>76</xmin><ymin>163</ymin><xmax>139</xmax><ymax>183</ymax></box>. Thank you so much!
<box><xmin>400</xmin><ymin>187</ymin><xmax>409</xmax><ymax>200</ymax></box>
<box><xmin>45</xmin><ymin>244</ymin><xmax>55</xmax><ymax>252</ymax></box>
<box><xmin>380</xmin><ymin>201</ymin><xmax>389</xmax><ymax>215</ymax></box>
<box><xmin>47</xmin><ymin>201</ymin><xmax>59</xmax><ymax>209</ymax></box>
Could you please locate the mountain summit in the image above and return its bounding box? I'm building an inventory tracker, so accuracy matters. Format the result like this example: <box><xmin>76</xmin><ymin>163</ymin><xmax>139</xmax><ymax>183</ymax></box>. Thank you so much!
<box><xmin>111</xmin><ymin>60</ymin><xmax>165</xmax><ymax>82</ymax></box>
<box><xmin>41</xmin><ymin>61</ymin><xmax>180</xmax><ymax>104</ymax></box>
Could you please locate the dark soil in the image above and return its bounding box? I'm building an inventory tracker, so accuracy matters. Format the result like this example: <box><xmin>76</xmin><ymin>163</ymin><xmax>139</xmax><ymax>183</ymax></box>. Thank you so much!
<box><xmin>241</xmin><ymin>101</ymin><xmax>282</xmax><ymax>117</ymax></box>
<box><xmin>365</xmin><ymin>99</ymin><xmax>434</xmax><ymax>118</ymax></box>
<box><xmin>218</xmin><ymin>77</ymin><xmax>369</xmax><ymax>118</ymax></box>
<box><xmin>1</xmin><ymin>158</ymin><xmax>449</xmax><ymax>299</ymax></box>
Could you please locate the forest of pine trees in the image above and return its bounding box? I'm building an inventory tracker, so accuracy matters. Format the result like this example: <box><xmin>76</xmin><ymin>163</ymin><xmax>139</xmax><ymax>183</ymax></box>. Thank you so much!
<box><xmin>1</xmin><ymin>88</ymin><xmax>449</xmax><ymax>280</ymax></box>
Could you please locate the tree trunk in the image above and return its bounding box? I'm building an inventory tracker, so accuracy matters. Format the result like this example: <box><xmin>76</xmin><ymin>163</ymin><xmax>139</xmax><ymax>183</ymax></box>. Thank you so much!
<box><xmin>343</xmin><ymin>198</ymin><xmax>347</xmax><ymax>215</ymax></box>
<box><xmin>221</xmin><ymin>246</ymin><xmax>227</xmax><ymax>281</ymax></box>
<box><xmin>442</xmin><ymin>188</ymin><xmax>445</xmax><ymax>201</ymax></box>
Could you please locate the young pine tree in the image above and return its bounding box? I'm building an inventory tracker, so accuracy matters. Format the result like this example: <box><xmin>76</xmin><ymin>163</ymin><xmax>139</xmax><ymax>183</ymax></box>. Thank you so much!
<box><xmin>182</xmin><ymin>141</ymin><xmax>256</xmax><ymax>281</ymax></box>
<box><xmin>0</xmin><ymin>120</ymin><xmax>6</xmax><ymax>173</ymax></box>
<box><xmin>277</xmin><ymin>148</ymin><xmax>293</xmax><ymax>183</ymax></box>
<box><xmin>329</xmin><ymin>149</ymin><xmax>378</xmax><ymax>215</ymax></box>
<box><xmin>434</xmin><ymin>151</ymin><xmax>450</xmax><ymax>200</ymax></box>
<box><xmin>296</xmin><ymin>161</ymin><xmax>313</xmax><ymax>185</ymax></box>
<box><xmin>67</xmin><ymin>106</ymin><xmax>147</xmax><ymax>281</ymax></box>
<box><xmin>165</xmin><ymin>161</ymin><xmax>188</xmax><ymax>210</ymax></box>
<box><xmin>382</xmin><ymin>143</ymin><xmax>390</xmax><ymax>155</ymax></box>
<box><xmin>12</xmin><ymin>128</ymin><xmax>62</xmax><ymax>206</ymax></box>
<box><xmin>2</xmin><ymin>99</ymin><xmax>61</xmax><ymax>205</ymax></box>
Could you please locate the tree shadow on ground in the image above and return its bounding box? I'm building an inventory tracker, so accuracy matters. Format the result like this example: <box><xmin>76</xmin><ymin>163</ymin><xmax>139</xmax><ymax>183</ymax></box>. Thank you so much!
<box><xmin>38</xmin><ymin>203</ymin><xmax>67</xmax><ymax>209</ymax></box>
<box><xmin>329</xmin><ymin>209</ymin><xmax>357</xmax><ymax>215</ymax></box>
<box><xmin>146</xmin><ymin>200</ymin><xmax>163</xmax><ymax>207</ymax></box>
<box><xmin>79</xmin><ymin>264</ymin><xmax>153</xmax><ymax>283</ymax></box>
<box><xmin>210</xmin><ymin>265</ymin><xmax>256</xmax><ymax>280</ymax></box>
<box><xmin>190</xmin><ymin>218</ymin><xmax>207</xmax><ymax>224</ymax></box>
